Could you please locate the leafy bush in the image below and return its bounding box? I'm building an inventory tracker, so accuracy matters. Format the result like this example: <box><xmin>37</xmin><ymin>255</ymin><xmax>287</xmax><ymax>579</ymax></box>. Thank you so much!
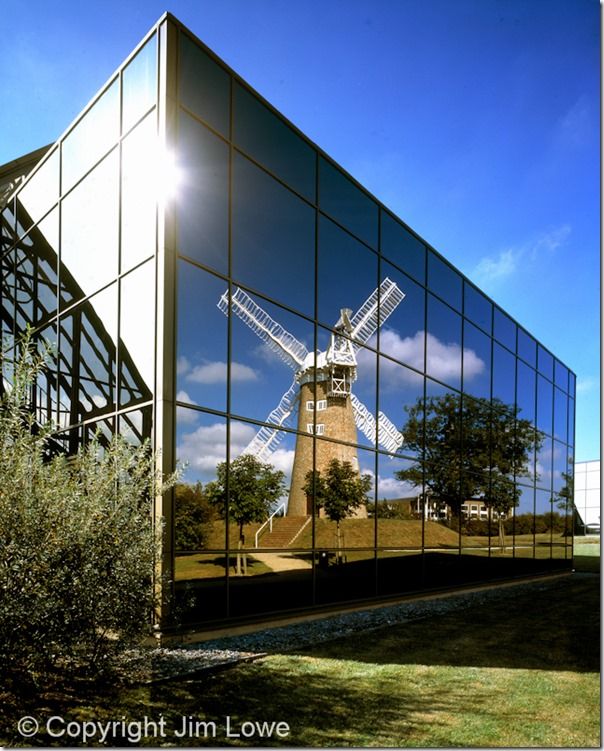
<box><xmin>0</xmin><ymin>336</ymin><xmax>168</xmax><ymax>680</ymax></box>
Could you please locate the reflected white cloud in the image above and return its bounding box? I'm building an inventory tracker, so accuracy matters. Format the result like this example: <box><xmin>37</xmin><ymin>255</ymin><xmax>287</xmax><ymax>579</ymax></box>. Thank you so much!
<box><xmin>358</xmin><ymin>329</ymin><xmax>484</xmax><ymax>386</ymax></box>
<box><xmin>179</xmin><ymin>357</ymin><xmax>259</xmax><ymax>384</ymax></box>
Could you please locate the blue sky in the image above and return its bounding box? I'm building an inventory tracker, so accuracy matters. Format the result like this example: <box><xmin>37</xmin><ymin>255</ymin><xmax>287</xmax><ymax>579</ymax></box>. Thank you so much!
<box><xmin>2</xmin><ymin>0</ymin><xmax>599</xmax><ymax>462</ymax></box>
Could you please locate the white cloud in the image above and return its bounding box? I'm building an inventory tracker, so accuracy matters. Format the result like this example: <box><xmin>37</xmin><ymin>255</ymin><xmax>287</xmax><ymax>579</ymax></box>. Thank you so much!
<box><xmin>472</xmin><ymin>225</ymin><xmax>571</xmax><ymax>287</ymax></box>
<box><xmin>576</xmin><ymin>376</ymin><xmax>597</xmax><ymax>394</ymax></box>
<box><xmin>185</xmin><ymin>360</ymin><xmax>259</xmax><ymax>384</ymax></box>
<box><xmin>360</xmin><ymin>329</ymin><xmax>484</xmax><ymax>386</ymax></box>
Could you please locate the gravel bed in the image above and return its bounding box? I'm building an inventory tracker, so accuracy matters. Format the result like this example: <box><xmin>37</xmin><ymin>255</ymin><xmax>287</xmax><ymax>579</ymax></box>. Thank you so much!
<box><xmin>128</xmin><ymin>575</ymin><xmax>570</xmax><ymax>683</ymax></box>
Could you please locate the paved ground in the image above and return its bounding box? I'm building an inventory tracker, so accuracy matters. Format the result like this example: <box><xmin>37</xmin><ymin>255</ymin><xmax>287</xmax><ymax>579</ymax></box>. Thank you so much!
<box><xmin>253</xmin><ymin>552</ymin><xmax>312</xmax><ymax>572</ymax></box>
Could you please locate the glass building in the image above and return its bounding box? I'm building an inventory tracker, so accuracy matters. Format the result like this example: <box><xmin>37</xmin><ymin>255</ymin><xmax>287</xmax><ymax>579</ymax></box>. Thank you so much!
<box><xmin>0</xmin><ymin>13</ymin><xmax>576</xmax><ymax>631</ymax></box>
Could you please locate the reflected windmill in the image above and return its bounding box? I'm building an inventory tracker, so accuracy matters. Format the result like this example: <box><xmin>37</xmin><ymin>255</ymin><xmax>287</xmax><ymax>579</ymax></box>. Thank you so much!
<box><xmin>218</xmin><ymin>278</ymin><xmax>406</xmax><ymax>516</ymax></box>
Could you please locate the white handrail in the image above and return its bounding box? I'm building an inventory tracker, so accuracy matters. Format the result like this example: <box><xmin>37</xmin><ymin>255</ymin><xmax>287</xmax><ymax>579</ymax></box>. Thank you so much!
<box><xmin>255</xmin><ymin>502</ymin><xmax>286</xmax><ymax>548</ymax></box>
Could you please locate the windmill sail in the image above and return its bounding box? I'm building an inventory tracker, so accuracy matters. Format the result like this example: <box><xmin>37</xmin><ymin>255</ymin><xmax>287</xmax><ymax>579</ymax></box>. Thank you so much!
<box><xmin>218</xmin><ymin>287</ymin><xmax>309</xmax><ymax>371</ymax></box>
<box><xmin>349</xmin><ymin>277</ymin><xmax>405</xmax><ymax>348</ymax></box>
<box><xmin>350</xmin><ymin>393</ymin><xmax>377</xmax><ymax>446</ymax></box>
<box><xmin>351</xmin><ymin>394</ymin><xmax>404</xmax><ymax>453</ymax></box>
<box><xmin>377</xmin><ymin>411</ymin><xmax>404</xmax><ymax>453</ymax></box>
<box><xmin>241</xmin><ymin>379</ymin><xmax>298</xmax><ymax>462</ymax></box>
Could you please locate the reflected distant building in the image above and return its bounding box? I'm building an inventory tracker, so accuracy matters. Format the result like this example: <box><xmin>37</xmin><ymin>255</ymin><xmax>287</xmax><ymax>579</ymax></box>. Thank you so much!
<box><xmin>0</xmin><ymin>13</ymin><xmax>576</xmax><ymax>633</ymax></box>
<box><xmin>574</xmin><ymin>460</ymin><xmax>600</xmax><ymax>532</ymax></box>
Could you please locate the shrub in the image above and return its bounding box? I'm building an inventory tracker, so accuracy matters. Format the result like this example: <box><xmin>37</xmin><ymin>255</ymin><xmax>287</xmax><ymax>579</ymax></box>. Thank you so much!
<box><xmin>0</xmin><ymin>335</ymin><xmax>168</xmax><ymax>681</ymax></box>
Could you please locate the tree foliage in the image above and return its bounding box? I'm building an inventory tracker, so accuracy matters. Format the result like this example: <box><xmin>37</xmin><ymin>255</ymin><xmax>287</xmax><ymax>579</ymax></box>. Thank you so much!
<box><xmin>396</xmin><ymin>394</ymin><xmax>542</xmax><ymax>548</ymax></box>
<box><xmin>0</xmin><ymin>334</ymin><xmax>170</xmax><ymax>681</ymax></box>
<box><xmin>174</xmin><ymin>482</ymin><xmax>216</xmax><ymax>550</ymax></box>
<box><xmin>303</xmin><ymin>459</ymin><xmax>372</xmax><ymax>560</ymax></box>
<box><xmin>206</xmin><ymin>454</ymin><xmax>285</xmax><ymax>574</ymax></box>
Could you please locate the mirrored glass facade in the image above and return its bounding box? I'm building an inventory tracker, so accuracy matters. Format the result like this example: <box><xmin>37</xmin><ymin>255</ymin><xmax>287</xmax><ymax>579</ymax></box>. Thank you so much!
<box><xmin>0</xmin><ymin>14</ymin><xmax>575</xmax><ymax>631</ymax></box>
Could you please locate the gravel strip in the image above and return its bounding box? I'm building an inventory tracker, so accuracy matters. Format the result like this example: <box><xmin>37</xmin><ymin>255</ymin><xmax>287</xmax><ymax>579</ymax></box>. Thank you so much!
<box><xmin>127</xmin><ymin>575</ymin><xmax>573</xmax><ymax>683</ymax></box>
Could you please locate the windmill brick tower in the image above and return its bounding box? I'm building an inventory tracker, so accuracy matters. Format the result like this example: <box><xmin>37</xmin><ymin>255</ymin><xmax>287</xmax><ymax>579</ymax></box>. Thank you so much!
<box><xmin>218</xmin><ymin>278</ymin><xmax>406</xmax><ymax>517</ymax></box>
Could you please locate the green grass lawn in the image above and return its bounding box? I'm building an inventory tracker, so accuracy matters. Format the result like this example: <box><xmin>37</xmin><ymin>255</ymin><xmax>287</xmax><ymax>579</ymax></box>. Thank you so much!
<box><xmin>2</xmin><ymin>567</ymin><xmax>599</xmax><ymax>748</ymax></box>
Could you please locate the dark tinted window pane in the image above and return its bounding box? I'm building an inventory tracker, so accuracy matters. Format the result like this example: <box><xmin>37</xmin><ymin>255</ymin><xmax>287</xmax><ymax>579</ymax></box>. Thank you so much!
<box><xmin>517</xmin><ymin>328</ymin><xmax>536</xmax><ymax>366</ymax></box>
<box><xmin>536</xmin><ymin>374</ymin><xmax>553</xmax><ymax>436</ymax></box>
<box><xmin>177</xmin><ymin>113</ymin><xmax>228</xmax><ymax>273</ymax></box>
<box><xmin>427</xmin><ymin>251</ymin><xmax>462</xmax><ymax>311</ymax></box>
<box><xmin>319</xmin><ymin>157</ymin><xmax>377</xmax><ymax>248</ymax></box>
<box><xmin>122</xmin><ymin>34</ymin><xmax>157</xmax><ymax>134</ymax></box>
<box><xmin>536</xmin><ymin>438</ymin><xmax>553</xmax><ymax>492</ymax></box>
<box><xmin>516</xmin><ymin>360</ymin><xmax>536</xmax><ymax>425</ymax></box>
<box><xmin>462</xmin><ymin>321</ymin><xmax>491</xmax><ymax>400</ymax></box>
<box><xmin>464</xmin><ymin>282</ymin><xmax>492</xmax><ymax>334</ymax></box>
<box><xmin>177</xmin><ymin>261</ymin><xmax>228</xmax><ymax>413</ymax></box>
<box><xmin>568</xmin><ymin>398</ymin><xmax>575</xmax><ymax>447</ymax></box>
<box><xmin>426</xmin><ymin>295</ymin><xmax>462</xmax><ymax>390</ymax></box>
<box><xmin>554</xmin><ymin>360</ymin><xmax>568</xmax><ymax>391</ymax></box>
<box><xmin>317</xmin><ymin>215</ymin><xmax>378</xmax><ymax>332</ymax></box>
<box><xmin>537</xmin><ymin>345</ymin><xmax>554</xmax><ymax>381</ymax></box>
<box><xmin>553</xmin><ymin>387</ymin><xmax>567</xmax><ymax>442</ymax></box>
<box><xmin>232</xmin><ymin>154</ymin><xmax>315</xmax><ymax>317</ymax></box>
<box><xmin>179</xmin><ymin>33</ymin><xmax>229</xmax><ymax>137</ymax></box>
<box><xmin>378</xmin><ymin>262</ymin><xmax>425</xmax><ymax>372</ymax></box>
<box><xmin>380</xmin><ymin>211</ymin><xmax>425</xmax><ymax>284</ymax></box>
<box><xmin>493</xmin><ymin>307</ymin><xmax>516</xmax><ymax>352</ymax></box>
<box><xmin>234</xmin><ymin>83</ymin><xmax>315</xmax><ymax>202</ymax></box>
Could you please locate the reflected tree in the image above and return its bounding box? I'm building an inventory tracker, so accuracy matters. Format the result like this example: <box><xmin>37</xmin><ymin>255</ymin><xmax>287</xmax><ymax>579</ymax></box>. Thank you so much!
<box><xmin>206</xmin><ymin>454</ymin><xmax>285</xmax><ymax>575</ymax></box>
<box><xmin>174</xmin><ymin>482</ymin><xmax>216</xmax><ymax>551</ymax></box>
<box><xmin>303</xmin><ymin>459</ymin><xmax>372</xmax><ymax>563</ymax></box>
<box><xmin>396</xmin><ymin>395</ymin><xmax>541</xmax><ymax>551</ymax></box>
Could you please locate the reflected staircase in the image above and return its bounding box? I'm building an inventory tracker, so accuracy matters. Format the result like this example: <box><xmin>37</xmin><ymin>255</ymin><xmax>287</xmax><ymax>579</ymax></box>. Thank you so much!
<box><xmin>256</xmin><ymin>516</ymin><xmax>310</xmax><ymax>548</ymax></box>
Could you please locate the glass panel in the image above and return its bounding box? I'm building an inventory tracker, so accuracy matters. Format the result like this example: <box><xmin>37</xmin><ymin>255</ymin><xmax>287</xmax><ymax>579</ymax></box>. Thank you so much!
<box><xmin>377</xmin><ymin>549</ymin><xmax>424</xmax><ymax>596</ymax></box>
<box><xmin>536</xmin><ymin>435</ymin><xmax>553</xmax><ymax>491</ymax></box>
<box><xmin>423</xmin><ymin>380</ymin><xmax>462</xmax><ymax>525</ymax></box>
<box><xmin>228</xmin><ymin>561</ymin><xmax>313</xmax><ymax>618</ymax></box>
<box><xmin>179</xmin><ymin>33</ymin><xmax>230</xmax><ymax>137</ymax></box>
<box><xmin>119</xmin><ymin>405</ymin><xmax>152</xmax><ymax>447</ymax></box>
<box><xmin>427</xmin><ymin>251</ymin><xmax>462</xmax><ymax>311</ymax></box>
<box><xmin>517</xmin><ymin>328</ymin><xmax>536</xmax><ymax>367</ymax></box>
<box><xmin>516</xmin><ymin>360</ymin><xmax>535</xmax><ymax>425</ymax></box>
<box><xmin>536</xmin><ymin>374</ymin><xmax>553</xmax><ymax>436</ymax></box>
<box><xmin>462</xmin><ymin>321</ymin><xmax>491</xmax><ymax>400</ymax></box>
<box><xmin>121</xmin><ymin>111</ymin><xmax>158</xmax><ymax>272</ymax></box>
<box><xmin>232</xmin><ymin>153</ymin><xmax>315</xmax><ymax>317</ymax></box>
<box><xmin>34</xmin><ymin>210</ymin><xmax>59</xmax><ymax>326</ymax></box>
<box><xmin>378</xmin><ymin>359</ymin><xmax>424</xmax><ymax>459</ymax></box>
<box><xmin>315</xmin><ymin>549</ymin><xmax>376</xmax><ymax>605</ymax></box>
<box><xmin>378</xmin><ymin>261</ymin><xmax>425</xmax><ymax>372</ymax></box>
<box><xmin>513</xmin><ymin>483</ymin><xmax>534</xmax><ymax>556</ymax></box>
<box><xmin>233</xmin><ymin>82</ymin><xmax>315</xmax><ymax>202</ymax></box>
<box><xmin>317</xmin><ymin>215</ymin><xmax>378</xmax><ymax>332</ymax></box>
<box><xmin>552</xmin><ymin>440</ymin><xmax>567</xmax><ymax>495</ymax></box>
<box><xmin>33</xmin><ymin>322</ymin><xmax>58</xmax><ymax>426</ymax></box>
<box><xmin>553</xmin><ymin>387</ymin><xmax>567</xmax><ymax>442</ymax></box>
<box><xmin>535</xmin><ymin>488</ymin><xmax>552</xmax><ymax>558</ymax></box>
<box><xmin>319</xmin><ymin>157</ymin><xmax>378</xmax><ymax>248</ymax></box>
<box><xmin>464</xmin><ymin>281</ymin><xmax>492</xmax><ymax>334</ymax></box>
<box><xmin>62</xmin><ymin>79</ymin><xmax>120</xmax><ymax>193</ymax></box>
<box><xmin>122</xmin><ymin>34</ymin><xmax>157</xmax><ymax>134</ymax></box>
<box><xmin>376</xmin><ymin>454</ymin><xmax>423</xmax><ymax>549</ymax></box>
<box><xmin>352</xmin><ymin>345</ymin><xmax>377</xmax><ymax>449</ymax></box>
<box><xmin>492</xmin><ymin>342</ymin><xmax>515</xmax><ymax>409</ymax></box>
<box><xmin>177</xmin><ymin>112</ymin><xmax>228</xmax><ymax>273</ymax></box>
<box><xmin>119</xmin><ymin>261</ymin><xmax>155</xmax><ymax>408</ymax></box>
<box><xmin>380</xmin><ymin>211</ymin><xmax>426</xmax><ymax>284</ymax></box>
<box><xmin>426</xmin><ymin>294</ymin><xmax>462</xmax><ymax>390</ymax></box>
<box><xmin>554</xmin><ymin>359</ymin><xmax>568</xmax><ymax>392</ymax></box>
<box><xmin>57</xmin><ymin>284</ymin><xmax>117</xmax><ymax>428</ymax></box>
<box><xmin>493</xmin><ymin>307</ymin><xmax>516</xmax><ymax>352</ymax></box>
<box><xmin>569</xmin><ymin>372</ymin><xmax>576</xmax><ymax>399</ymax></box>
<box><xmin>230</xmin><ymin>292</ymin><xmax>313</xmax><ymax>424</ymax></box>
<box><xmin>60</xmin><ymin>148</ymin><xmax>119</xmax><ymax>303</ymax></box>
<box><xmin>568</xmin><ymin>397</ymin><xmax>575</xmax><ymax>446</ymax></box>
<box><xmin>177</xmin><ymin>262</ymin><xmax>228</xmax><ymax>413</ymax></box>
<box><xmin>537</xmin><ymin>344</ymin><xmax>554</xmax><ymax>381</ymax></box>
<box><xmin>16</xmin><ymin>149</ymin><xmax>59</xmax><ymax>231</ymax></box>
